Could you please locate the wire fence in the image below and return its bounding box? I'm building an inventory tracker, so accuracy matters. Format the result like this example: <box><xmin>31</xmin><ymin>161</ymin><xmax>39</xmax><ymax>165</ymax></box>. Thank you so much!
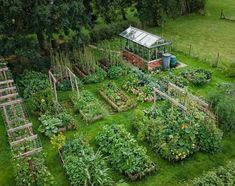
<box><xmin>171</xmin><ymin>41</ymin><xmax>235</xmax><ymax>70</ymax></box>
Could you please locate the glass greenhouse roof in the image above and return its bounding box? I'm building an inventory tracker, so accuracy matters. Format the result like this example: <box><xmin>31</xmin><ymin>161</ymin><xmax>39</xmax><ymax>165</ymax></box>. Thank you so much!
<box><xmin>120</xmin><ymin>26</ymin><xmax>166</xmax><ymax>48</ymax></box>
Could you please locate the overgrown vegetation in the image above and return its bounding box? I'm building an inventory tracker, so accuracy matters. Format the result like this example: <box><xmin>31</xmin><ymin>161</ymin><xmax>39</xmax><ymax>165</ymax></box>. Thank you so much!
<box><xmin>132</xmin><ymin>102</ymin><xmax>222</xmax><ymax>161</ymax></box>
<box><xmin>62</xmin><ymin>137</ymin><xmax>112</xmax><ymax>186</ymax></box>
<box><xmin>207</xmin><ymin>83</ymin><xmax>235</xmax><ymax>132</ymax></box>
<box><xmin>96</xmin><ymin>124</ymin><xmax>156</xmax><ymax>180</ymax></box>
<box><xmin>191</xmin><ymin>161</ymin><xmax>235</xmax><ymax>186</ymax></box>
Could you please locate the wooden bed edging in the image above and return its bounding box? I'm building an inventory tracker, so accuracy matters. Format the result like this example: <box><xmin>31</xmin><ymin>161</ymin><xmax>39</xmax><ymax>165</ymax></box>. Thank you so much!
<box><xmin>99</xmin><ymin>90</ymin><xmax>136</xmax><ymax>112</ymax></box>
<box><xmin>79</xmin><ymin>109</ymin><xmax>104</xmax><ymax>123</ymax></box>
<box><xmin>128</xmin><ymin>163</ymin><xmax>156</xmax><ymax>181</ymax></box>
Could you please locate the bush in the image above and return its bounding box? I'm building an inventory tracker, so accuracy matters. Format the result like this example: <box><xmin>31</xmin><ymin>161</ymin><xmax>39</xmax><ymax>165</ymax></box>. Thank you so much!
<box><xmin>17</xmin><ymin>70</ymin><xmax>50</xmax><ymax>98</ymax></box>
<box><xmin>29</xmin><ymin>88</ymin><xmax>55</xmax><ymax>115</ymax></box>
<box><xmin>107</xmin><ymin>65</ymin><xmax>128</xmax><ymax>79</ymax></box>
<box><xmin>180</xmin><ymin>68</ymin><xmax>212</xmax><ymax>86</ymax></box>
<box><xmin>191</xmin><ymin>161</ymin><xmax>235</xmax><ymax>186</ymax></box>
<box><xmin>132</xmin><ymin>102</ymin><xmax>222</xmax><ymax>162</ymax></box>
<box><xmin>90</xmin><ymin>20</ymin><xmax>140</xmax><ymax>43</ymax></box>
<box><xmin>207</xmin><ymin>84</ymin><xmax>235</xmax><ymax>132</ymax></box>
<box><xmin>96</xmin><ymin>124</ymin><xmax>155</xmax><ymax>180</ymax></box>
<box><xmin>83</xmin><ymin>68</ymin><xmax>107</xmax><ymax>83</ymax></box>
<box><xmin>62</xmin><ymin>138</ymin><xmax>112</xmax><ymax>186</ymax></box>
<box><xmin>57</xmin><ymin>79</ymin><xmax>71</xmax><ymax>91</ymax></box>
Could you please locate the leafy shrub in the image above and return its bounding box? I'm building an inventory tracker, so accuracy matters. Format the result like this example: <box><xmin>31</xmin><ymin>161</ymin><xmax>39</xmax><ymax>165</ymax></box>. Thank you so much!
<box><xmin>57</xmin><ymin>79</ymin><xmax>71</xmax><ymax>91</ymax></box>
<box><xmin>38</xmin><ymin>114</ymin><xmax>63</xmax><ymax>137</ymax></box>
<box><xmin>62</xmin><ymin>138</ymin><xmax>112</xmax><ymax>186</ymax></box>
<box><xmin>29</xmin><ymin>88</ymin><xmax>54</xmax><ymax>115</ymax></box>
<box><xmin>180</xmin><ymin>68</ymin><xmax>212</xmax><ymax>86</ymax></box>
<box><xmin>196</xmin><ymin>120</ymin><xmax>223</xmax><ymax>153</ymax></box>
<box><xmin>96</xmin><ymin>124</ymin><xmax>155</xmax><ymax>180</ymax></box>
<box><xmin>207</xmin><ymin>84</ymin><xmax>235</xmax><ymax>132</ymax></box>
<box><xmin>83</xmin><ymin>68</ymin><xmax>107</xmax><ymax>83</ymax></box>
<box><xmin>132</xmin><ymin>102</ymin><xmax>222</xmax><ymax>162</ymax></box>
<box><xmin>107</xmin><ymin>65</ymin><xmax>128</xmax><ymax>79</ymax></box>
<box><xmin>71</xmin><ymin>90</ymin><xmax>104</xmax><ymax>122</ymax></box>
<box><xmin>90</xmin><ymin>20</ymin><xmax>140</xmax><ymax>43</ymax></box>
<box><xmin>191</xmin><ymin>161</ymin><xmax>235</xmax><ymax>186</ymax></box>
<box><xmin>38</xmin><ymin>110</ymin><xmax>75</xmax><ymax>137</ymax></box>
<box><xmin>17</xmin><ymin>70</ymin><xmax>50</xmax><ymax>98</ymax></box>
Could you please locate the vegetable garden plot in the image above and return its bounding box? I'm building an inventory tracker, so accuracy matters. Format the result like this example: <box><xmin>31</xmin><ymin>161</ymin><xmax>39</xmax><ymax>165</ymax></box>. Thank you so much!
<box><xmin>71</xmin><ymin>90</ymin><xmax>104</xmax><ymax>123</ymax></box>
<box><xmin>0</xmin><ymin>63</ymin><xmax>53</xmax><ymax>184</ymax></box>
<box><xmin>96</xmin><ymin>124</ymin><xmax>156</xmax><ymax>180</ymax></box>
<box><xmin>59</xmin><ymin>138</ymin><xmax>112</xmax><ymax>186</ymax></box>
<box><xmin>133</xmin><ymin>102</ymin><xmax>222</xmax><ymax>162</ymax></box>
<box><xmin>99</xmin><ymin>82</ymin><xmax>136</xmax><ymax>112</ymax></box>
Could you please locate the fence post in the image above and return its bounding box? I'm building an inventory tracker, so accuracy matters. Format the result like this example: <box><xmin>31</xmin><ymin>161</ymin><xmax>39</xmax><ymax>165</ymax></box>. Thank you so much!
<box><xmin>189</xmin><ymin>44</ymin><xmax>192</xmax><ymax>56</ymax></box>
<box><xmin>215</xmin><ymin>52</ymin><xmax>220</xmax><ymax>68</ymax></box>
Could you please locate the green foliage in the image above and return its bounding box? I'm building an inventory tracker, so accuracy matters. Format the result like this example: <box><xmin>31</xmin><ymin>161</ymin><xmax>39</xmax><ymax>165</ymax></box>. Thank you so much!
<box><xmin>62</xmin><ymin>138</ymin><xmax>112</xmax><ymax>186</ymax></box>
<box><xmin>96</xmin><ymin>124</ymin><xmax>155</xmax><ymax>179</ymax></box>
<box><xmin>90</xmin><ymin>20</ymin><xmax>140</xmax><ymax>43</ymax></box>
<box><xmin>100</xmin><ymin>82</ymin><xmax>135</xmax><ymax>111</ymax></box>
<box><xmin>38</xmin><ymin>111</ymin><xmax>75</xmax><ymax>137</ymax></box>
<box><xmin>57</xmin><ymin>80</ymin><xmax>72</xmax><ymax>91</ymax></box>
<box><xmin>38</xmin><ymin>114</ymin><xmax>63</xmax><ymax>137</ymax></box>
<box><xmin>30</xmin><ymin>88</ymin><xmax>54</xmax><ymax>115</ymax></box>
<box><xmin>17</xmin><ymin>70</ymin><xmax>50</xmax><ymax>98</ymax></box>
<box><xmin>191</xmin><ymin>161</ymin><xmax>235</xmax><ymax>186</ymax></box>
<box><xmin>207</xmin><ymin>84</ymin><xmax>235</xmax><ymax>132</ymax></box>
<box><xmin>180</xmin><ymin>68</ymin><xmax>212</xmax><ymax>86</ymax></box>
<box><xmin>83</xmin><ymin>67</ymin><xmax>107</xmax><ymax>83</ymax></box>
<box><xmin>132</xmin><ymin>102</ymin><xmax>222</xmax><ymax>162</ymax></box>
<box><xmin>107</xmin><ymin>65</ymin><xmax>128</xmax><ymax>79</ymax></box>
<box><xmin>136</xmin><ymin>0</ymin><xmax>163</xmax><ymax>27</ymax></box>
<box><xmin>15</xmin><ymin>155</ymin><xmax>55</xmax><ymax>186</ymax></box>
<box><xmin>71</xmin><ymin>90</ymin><xmax>104</xmax><ymax>122</ymax></box>
<box><xmin>0</xmin><ymin>0</ymin><xmax>91</xmax><ymax>51</ymax></box>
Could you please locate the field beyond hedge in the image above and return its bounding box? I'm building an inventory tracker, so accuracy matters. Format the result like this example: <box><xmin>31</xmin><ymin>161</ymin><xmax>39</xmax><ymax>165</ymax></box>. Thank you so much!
<box><xmin>148</xmin><ymin>0</ymin><xmax>235</xmax><ymax>65</ymax></box>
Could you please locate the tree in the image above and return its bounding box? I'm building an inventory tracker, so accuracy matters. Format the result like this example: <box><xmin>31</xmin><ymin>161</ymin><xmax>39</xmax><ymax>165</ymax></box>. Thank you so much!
<box><xmin>0</xmin><ymin>0</ymin><xmax>91</xmax><ymax>52</ymax></box>
<box><xmin>93</xmin><ymin>0</ymin><xmax>132</xmax><ymax>23</ymax></box>
<box><xmin>136</xmin><ymin>0</ymin><xmax>163</xmax><ymax>27</ymax></box>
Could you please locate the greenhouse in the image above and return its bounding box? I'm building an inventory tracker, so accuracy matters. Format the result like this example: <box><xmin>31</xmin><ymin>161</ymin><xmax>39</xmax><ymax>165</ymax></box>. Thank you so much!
<box><xmin>120</xmin><ymin>26</ymin><xmax>172</xmax><ymax>70</ymax></box>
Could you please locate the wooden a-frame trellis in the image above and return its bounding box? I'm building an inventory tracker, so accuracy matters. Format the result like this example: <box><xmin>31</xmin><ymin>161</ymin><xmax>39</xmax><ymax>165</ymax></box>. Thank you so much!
<box><xmin>49</xmin><ymin>66</ymin><xmax>80</xmax><ymax>102</ymax></box>
<box><xmin>153</xmin><ymin>81</ymin><xmax>214</xmax><ymax>119</ymax></box>
<box><xmin>0</xmin><ymin>64</ymin><xmax>42</xmax><ymax>159</ymax></box>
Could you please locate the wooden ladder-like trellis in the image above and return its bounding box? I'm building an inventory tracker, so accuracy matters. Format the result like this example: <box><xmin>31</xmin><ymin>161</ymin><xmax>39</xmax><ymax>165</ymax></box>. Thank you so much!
<box><xmin>0</xmin><ymin>64</ymin><xmax>42</xmax><ymax>159</ymax></box>
<box><xmin>153</xmin><ymin>81</ymin><xmax>215</xmax><ymax>119</ymax></box>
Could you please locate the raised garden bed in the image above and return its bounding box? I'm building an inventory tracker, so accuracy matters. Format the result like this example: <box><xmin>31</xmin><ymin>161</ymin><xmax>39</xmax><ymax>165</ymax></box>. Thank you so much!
<box><xmin>99</xmin><ymin>82</ymin><xmax>136</xmax><ymax>112</ymax></box>
<box><xmin>96</xmin><ymin>124</ymin><xmax>156</xmax><ymax>180</ymax></box>
<box><xmin>59</xmin><ymin>138</ymin><xmax>112</xmax><ymax>185</ymax></box>
<box><xmin>71</xmin><ymin>90</ymin><xmax>104</xmax><ymax>123</ymax></box>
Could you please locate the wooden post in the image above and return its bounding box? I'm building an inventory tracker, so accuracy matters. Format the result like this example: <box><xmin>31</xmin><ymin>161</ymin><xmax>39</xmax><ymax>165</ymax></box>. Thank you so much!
<box><xmin>53</xmin><ymin>81</ymin><xmax>58</xmax><ymax>102</ymax></box>
<box><xmin>189</xmin><ymin>44</ymin><xmax>192</xmax><ymax>56</ymax></box>
<box><xmin>215</xmin><ymin>52</ymin><xmax>220</xmax><ymax>67</ymax></box>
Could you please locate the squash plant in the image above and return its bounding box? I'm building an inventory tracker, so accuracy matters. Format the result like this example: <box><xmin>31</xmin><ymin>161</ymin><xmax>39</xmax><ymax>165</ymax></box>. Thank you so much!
<box><xmin>62</xmin><ymin>138</ymin><xmax>112</xmax><ymax>186</ymax></box>
<box><xmin>96</xmin><ymin>124</ymin><xmax>156</xmax><ymax>180</ymax></box>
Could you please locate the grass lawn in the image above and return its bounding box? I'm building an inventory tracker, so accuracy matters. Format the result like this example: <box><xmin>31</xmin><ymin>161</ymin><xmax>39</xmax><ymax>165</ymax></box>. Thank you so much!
<box><xmin>149</xmin><ymin>0</ymin><xmax>235</xmax><ymax>65</ymax></box>
<box><xmin>0</xmin><ymin>49</ymin><xmax>234</xmax><ymax>185</ymax></box>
